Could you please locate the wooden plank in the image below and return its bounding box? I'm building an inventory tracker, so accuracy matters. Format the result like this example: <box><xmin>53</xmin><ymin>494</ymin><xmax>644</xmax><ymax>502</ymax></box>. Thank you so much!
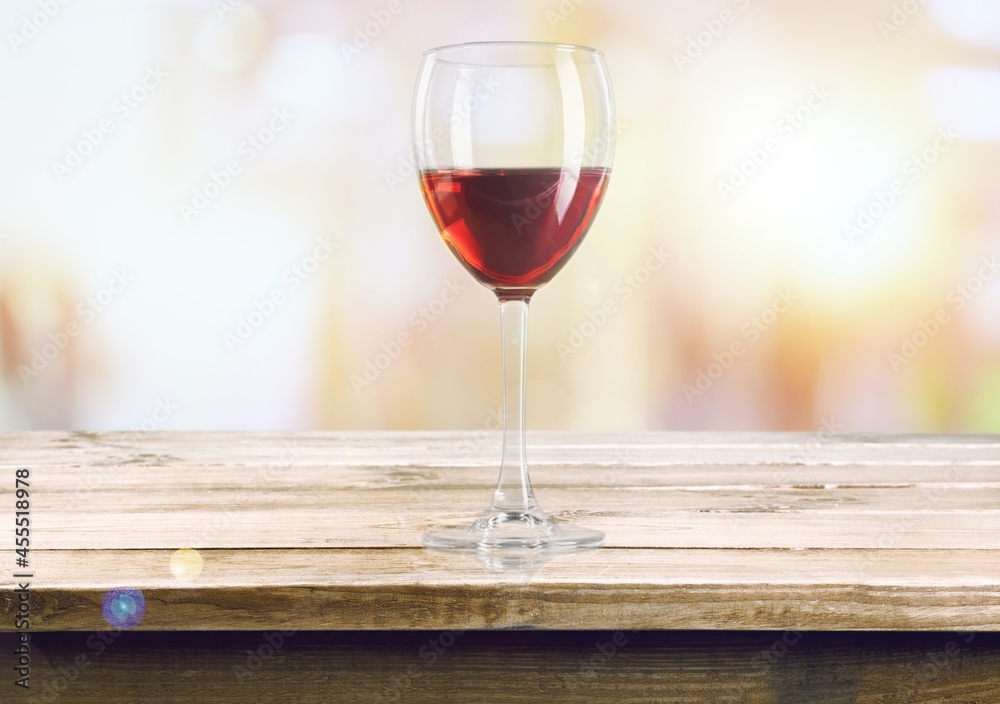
<box><xmin>20</xmin><ymin>486</ymin><xmax>1000</xmax><ymax>510</ymax></box>
<box><xmin>14</xmin><ymin>461</ymin><xmax>1000</xmax><ymax>488</ymax></box>
<box><xmin>7</xmin><ymin>549</ymin><xmax>1000</xmax><ymax>631</ymax></box>
<box><xmin>1</xmin><ymin>631</ymin><xmax>998</xmax><ymax>703</ymax></box>
<box><xmin>2</xmin><ymin>431</ymin><xmax>999</xmax><ymax>466</ymax></box>
<box><xmin>1</xmin><ymin>432</ymin><xmax>998</xmax><ymax>632</ymax></box>
<box><xmin>16</xmin><ymin>506</ymin><xmax>1000</xmax><ymax>550</ymax></box>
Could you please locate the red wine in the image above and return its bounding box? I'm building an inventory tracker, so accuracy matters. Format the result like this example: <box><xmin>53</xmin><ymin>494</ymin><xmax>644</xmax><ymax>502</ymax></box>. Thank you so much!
<box><xmin>419</xmin><ymin>167</ymin><xmax>610</xmax><ymax>295</ymax></box>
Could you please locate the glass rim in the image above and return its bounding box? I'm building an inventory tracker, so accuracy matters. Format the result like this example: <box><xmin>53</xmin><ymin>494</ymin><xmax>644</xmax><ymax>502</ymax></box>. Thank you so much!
<box><xmin>423</xmin><ymin>41</ymin><xmax>604</xmax><ymax>63</ymax></box>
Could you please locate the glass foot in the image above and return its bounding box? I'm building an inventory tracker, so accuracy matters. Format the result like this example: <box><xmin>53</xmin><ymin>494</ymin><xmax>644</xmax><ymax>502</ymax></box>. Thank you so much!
<box><xmin>424</xmin><ymin>508</ymin><xmax>604</xmax><ymax>551</ymax></box>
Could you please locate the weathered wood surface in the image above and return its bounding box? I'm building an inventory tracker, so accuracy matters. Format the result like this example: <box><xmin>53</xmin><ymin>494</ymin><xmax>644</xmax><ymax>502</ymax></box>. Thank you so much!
<box><xmin>1</xmin><ymin>431</ymin><xmax>999</xmax><ymax>631</ymax></box>
<box><xmin>1</xmin><ymin>631</ymin><xmax>998</xmax><ymax>703</ymax></box>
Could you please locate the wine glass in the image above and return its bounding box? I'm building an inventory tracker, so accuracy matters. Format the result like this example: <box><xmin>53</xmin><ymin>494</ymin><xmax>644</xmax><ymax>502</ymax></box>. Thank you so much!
<box><xmin>413</xmin><ymin>42</ymin><xmax>615</xmax><ymax>551</ymax></box>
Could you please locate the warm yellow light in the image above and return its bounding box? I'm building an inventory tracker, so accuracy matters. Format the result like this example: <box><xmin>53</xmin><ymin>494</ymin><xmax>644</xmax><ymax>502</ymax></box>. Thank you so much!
<box><xmin>170</xmin><ymin>548</ymin><xmax>204</xmax><ymax>581</ymax></box>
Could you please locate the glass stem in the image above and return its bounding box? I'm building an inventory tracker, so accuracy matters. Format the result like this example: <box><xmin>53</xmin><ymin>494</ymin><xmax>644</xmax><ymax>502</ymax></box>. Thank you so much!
<box><xmin>491</xmin><ymin>297</ymin><xmax>537</xmax><ymax>514</ymax></box>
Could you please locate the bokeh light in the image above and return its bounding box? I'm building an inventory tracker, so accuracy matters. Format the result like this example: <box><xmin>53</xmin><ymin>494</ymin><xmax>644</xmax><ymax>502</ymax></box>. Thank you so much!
<box><xmin>101</xmin><ymin>588</ymin><xmax>147</xmax><ymax>630</ymax></box>
<box><xmin>0</xmin><ymin>0</ymin><xmax>998</xmax><ymax>433</ymax></box>
<box><xmin>170</xmin><ymin>548</ymin><xmax>204</xmax><ymax>581</ymax></box>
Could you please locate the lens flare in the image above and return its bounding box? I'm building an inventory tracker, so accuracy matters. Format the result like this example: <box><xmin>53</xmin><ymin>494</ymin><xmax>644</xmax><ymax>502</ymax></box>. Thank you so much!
<box><xmin>101</xmin><ymin>588</ymin><xmax>146</xmax><ymax>630</ymax></box>
<box><xmin>170</xmin><ymin>548</ymin><xmax>204</xmax><ymax>581</ymax></box>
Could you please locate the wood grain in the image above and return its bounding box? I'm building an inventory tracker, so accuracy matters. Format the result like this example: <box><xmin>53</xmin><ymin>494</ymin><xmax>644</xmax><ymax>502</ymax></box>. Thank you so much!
<box><xmin>2</xmin><ymin>631</ymin><xmax>998</xmax><ymax>703</ymax></box>
<box><xmin>1</xmin><ymin>431</ymin><xmax>999</xmax><ymax>631</ymax></box>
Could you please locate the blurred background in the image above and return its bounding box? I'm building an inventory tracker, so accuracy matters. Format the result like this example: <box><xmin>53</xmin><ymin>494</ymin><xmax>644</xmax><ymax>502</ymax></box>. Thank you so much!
<box><xmin>1</xmin><ymin>0</ymin><xmax>998</xmax><ymax>432</ymax></box>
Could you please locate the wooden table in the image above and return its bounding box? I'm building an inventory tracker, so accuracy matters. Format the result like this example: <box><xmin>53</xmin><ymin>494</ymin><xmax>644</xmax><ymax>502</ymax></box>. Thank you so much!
<box><xmin>2</xmin><ymin>431</ymin><xmax>999</xmax><ymax>702</ymax></box>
